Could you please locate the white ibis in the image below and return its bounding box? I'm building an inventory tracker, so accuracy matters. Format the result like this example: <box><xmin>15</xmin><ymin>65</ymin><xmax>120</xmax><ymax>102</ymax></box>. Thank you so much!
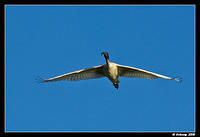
<box><xmin>41</xmin><ymin>52</ymin><xmax>181</xmax><ymax>89</ymax></box>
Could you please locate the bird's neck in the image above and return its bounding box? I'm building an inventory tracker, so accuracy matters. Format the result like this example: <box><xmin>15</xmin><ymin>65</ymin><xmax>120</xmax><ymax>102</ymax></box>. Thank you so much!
<box><xmin>104</xmin><ymin>56</ymin><xmax>110</xmax><ymax>65</ymax></box>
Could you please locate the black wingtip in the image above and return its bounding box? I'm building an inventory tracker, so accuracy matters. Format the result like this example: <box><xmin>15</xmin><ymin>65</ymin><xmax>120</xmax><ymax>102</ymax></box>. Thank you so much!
<box><xmin>172</xmin><ymin>76</ymin><xmax>183</xmax><ymax>82</ymax></box>
<box><xmin>35</xmin><ymin>76</ymin><xmax>45</xmax><ymax>83</ymax></box>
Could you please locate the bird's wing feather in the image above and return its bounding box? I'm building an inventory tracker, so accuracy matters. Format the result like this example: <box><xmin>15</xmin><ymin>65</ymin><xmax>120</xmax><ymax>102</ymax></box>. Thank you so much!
<box><xmin>117</xmin><ymin>64</ymin><xmax>173</xmax><ymax>80</ymax></box>
<box><xmin>43</xmin><ymin>65</ymin><xmax>105</xmax><ymax>82</ymax></box>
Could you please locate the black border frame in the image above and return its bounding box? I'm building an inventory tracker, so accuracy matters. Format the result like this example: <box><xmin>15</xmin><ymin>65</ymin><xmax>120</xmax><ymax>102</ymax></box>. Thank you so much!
<box><xmin>1</xmin><ymin>0</ymin><xmax>199</xmax><ymax>136</ymax></box>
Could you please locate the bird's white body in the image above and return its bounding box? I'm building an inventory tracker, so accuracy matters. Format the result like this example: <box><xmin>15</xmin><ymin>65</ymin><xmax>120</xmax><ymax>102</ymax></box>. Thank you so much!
<box><xmin>42</xmin><ymin>52</ymin><xmax>181</xmax><ymax>89</ymax></box>
<box><xmin>103</xmin><ymin>62</ymin><xmax>119</xmax><ymax>83</ymax></box>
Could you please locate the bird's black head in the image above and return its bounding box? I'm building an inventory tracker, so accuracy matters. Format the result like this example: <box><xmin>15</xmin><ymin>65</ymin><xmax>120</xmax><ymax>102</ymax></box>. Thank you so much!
<box><xmin>101</xmin><ymin>52</ymin><xmax>109</xmax><ymax>60</ymax></box>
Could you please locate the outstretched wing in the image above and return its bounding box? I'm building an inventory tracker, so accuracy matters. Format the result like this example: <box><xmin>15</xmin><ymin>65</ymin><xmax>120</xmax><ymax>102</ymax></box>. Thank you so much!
<box><xmin>117</xmin><ymin>64</ymin><xmax>180</xmax><ymax>82</ymax></box>
<box><xmin>43</xmin><ymin>65</ymin><xmax>105</xmax><ymax>82</ymax></box>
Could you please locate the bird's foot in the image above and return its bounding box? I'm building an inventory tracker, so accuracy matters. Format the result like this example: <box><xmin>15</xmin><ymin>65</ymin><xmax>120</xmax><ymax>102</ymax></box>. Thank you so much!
<box><xmin>113</xmin><ymin>83</ymin><xmax>119</xmax><ymax>89</ymax></box>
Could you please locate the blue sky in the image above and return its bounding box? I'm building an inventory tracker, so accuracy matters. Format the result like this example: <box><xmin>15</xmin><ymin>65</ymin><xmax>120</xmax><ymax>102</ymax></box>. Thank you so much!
<box><xmin>5</xmin><ymin>5</ymin><xmax>195</xmax><ymax>132</ymax></box>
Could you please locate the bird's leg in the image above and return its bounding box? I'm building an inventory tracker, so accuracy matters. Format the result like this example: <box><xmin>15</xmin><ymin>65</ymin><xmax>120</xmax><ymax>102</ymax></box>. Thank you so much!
<box><xmin>113</xmin><ymin>83</ymin><xmax>119</xmax><ymax>89</ymax></box>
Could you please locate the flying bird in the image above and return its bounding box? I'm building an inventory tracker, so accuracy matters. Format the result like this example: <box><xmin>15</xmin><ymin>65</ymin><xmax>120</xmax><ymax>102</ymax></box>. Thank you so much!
<box><xmin>41</xmin><ymin>52</ymin><xmax>181</xmax><ymax>89</ymax></box>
